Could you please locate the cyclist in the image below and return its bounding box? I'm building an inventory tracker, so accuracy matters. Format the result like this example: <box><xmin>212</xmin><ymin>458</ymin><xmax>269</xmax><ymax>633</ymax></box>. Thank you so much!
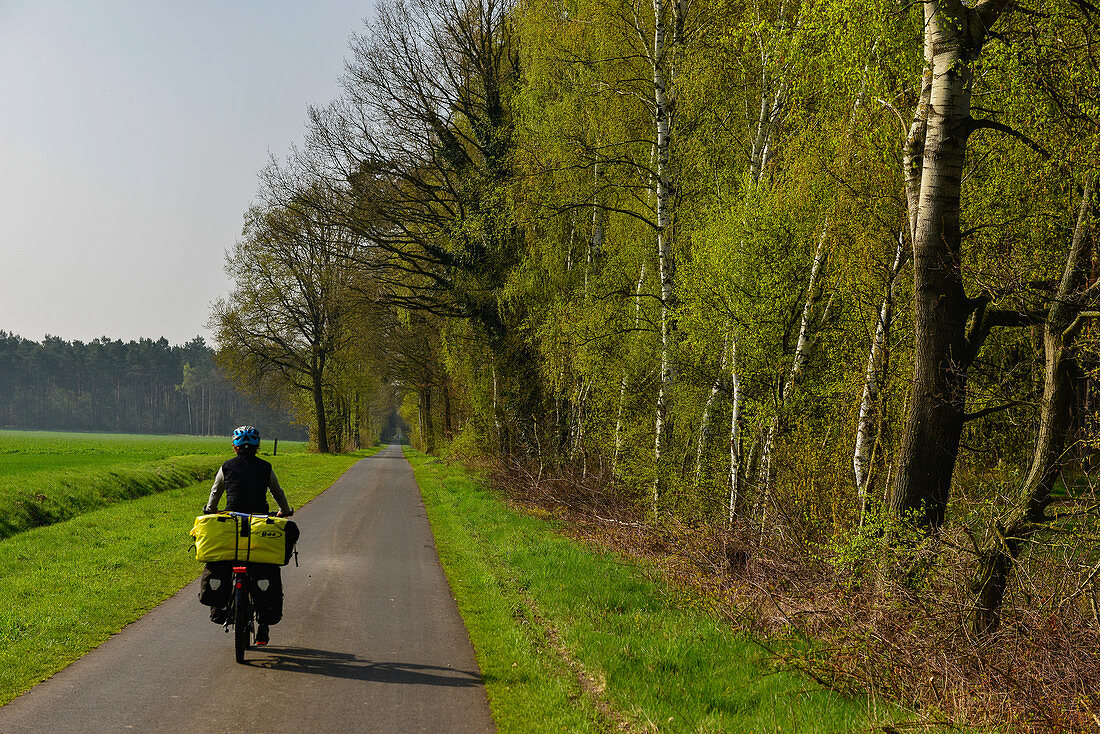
<box><xmin>201</xmin><ymin>425</ymin><xmax>293</xmax><ymax>645</ymax></box>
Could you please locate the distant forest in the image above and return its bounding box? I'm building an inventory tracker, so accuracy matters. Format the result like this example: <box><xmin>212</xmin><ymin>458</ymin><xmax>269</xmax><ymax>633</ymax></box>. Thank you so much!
<box><xmin>0</xmin><ymin>333</ymin><xmax>304</xmax><ymax>440</ymax></box>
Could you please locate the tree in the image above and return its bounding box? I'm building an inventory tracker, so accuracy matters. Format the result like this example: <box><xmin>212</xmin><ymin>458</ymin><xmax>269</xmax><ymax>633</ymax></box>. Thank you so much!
<box><xmin>889</xmin><ymin>0</ymin><xmax>1029</xmax><ymax>531</ymax></box>
<box><xmin>295</xmin><ymin>0</ymin><xmax>544</xmax><ymax>453</ymax></box>
<box><xmin>212</xmin><ymin>200</ymin><xmax>362</xmax><ymax>452</ymax></box>
<box><xmin>972</xmin><ymin>175</ymin><xmax>1098</xmax><ymax>633</ymax></box>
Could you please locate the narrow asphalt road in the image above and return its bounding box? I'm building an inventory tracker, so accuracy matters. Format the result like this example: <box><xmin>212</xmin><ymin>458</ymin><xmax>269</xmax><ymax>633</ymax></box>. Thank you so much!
<box><xmin>0</xmin><ymin>444</ymin><xmax>497</xmax><ymax>733</ymax></box>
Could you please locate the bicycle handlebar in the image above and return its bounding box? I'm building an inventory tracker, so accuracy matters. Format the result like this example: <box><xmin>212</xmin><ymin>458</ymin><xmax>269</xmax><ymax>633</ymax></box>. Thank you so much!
<box><xmin>217</xmin><ymin>509</ymin><xmax>293</xmax><ymax>518</ymax></box>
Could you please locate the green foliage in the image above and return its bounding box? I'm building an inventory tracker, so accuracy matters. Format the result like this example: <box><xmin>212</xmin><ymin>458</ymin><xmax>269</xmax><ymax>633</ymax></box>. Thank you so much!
<box><xmin>824</xmin><ymin>509</ymin><xmax>929</xmax><ymax>591</ymax></box>
<box><xmin>0</xmin><ymin>334</ymin><xmax>300</xmax><ymax>438</ymax></box>
<box><xmin>211</xmin><ymin>3</ymin><xmax>1100</xmax><ymax>717</ymax></box>
<box><xmin>167</xmin><ymin>0</ymin><xmax>1100</xmax><ymax>725</ymax></box>
<box><xmin>212</xmin><ymin>201</ymin><xmax>379</xmax><ymax>452</ymax></box>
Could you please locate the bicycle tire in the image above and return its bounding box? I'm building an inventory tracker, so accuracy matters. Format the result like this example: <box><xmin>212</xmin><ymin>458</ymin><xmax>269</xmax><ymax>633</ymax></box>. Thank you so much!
<box><xmin>234</xmin><ymin>584</ymin><xmax>250</xmax><ymax>664</ymax></box>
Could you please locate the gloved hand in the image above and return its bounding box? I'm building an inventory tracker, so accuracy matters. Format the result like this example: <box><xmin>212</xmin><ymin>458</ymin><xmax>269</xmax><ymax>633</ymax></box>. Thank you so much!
<box><xmin>202</xmin><ymin>505</ymin><xmax>217</xmax><ymax>514</ymax></box>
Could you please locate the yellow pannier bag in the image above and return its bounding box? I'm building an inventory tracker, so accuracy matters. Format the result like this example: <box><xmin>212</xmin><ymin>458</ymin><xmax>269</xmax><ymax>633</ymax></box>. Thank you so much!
<box><xmin>190</xmin><ymin>513</ymin><xmax>299</xmax><ymax>566</ymax></box>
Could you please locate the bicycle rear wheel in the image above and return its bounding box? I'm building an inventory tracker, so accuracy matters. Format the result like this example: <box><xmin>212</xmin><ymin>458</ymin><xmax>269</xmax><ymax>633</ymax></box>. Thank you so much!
<box><xmin>233</xmin><ymin>585</ymin><xmax>251</xmax><ymax>664</ymax></box>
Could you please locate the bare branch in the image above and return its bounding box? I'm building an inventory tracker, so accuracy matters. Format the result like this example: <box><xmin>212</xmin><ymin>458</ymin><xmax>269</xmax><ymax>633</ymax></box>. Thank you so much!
<box><xmin>965</xmin><ymin>118</ymin><xmax>1051</xmax><ymax>159</ymax></box>
<box><xmin>963</xmin><ymin>400</ymin><xmax>1025</xmax><ymax>422</ymax></box>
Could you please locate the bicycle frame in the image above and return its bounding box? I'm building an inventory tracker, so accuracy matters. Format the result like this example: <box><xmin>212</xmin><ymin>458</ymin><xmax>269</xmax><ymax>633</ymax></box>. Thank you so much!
<box><xmin>227</xmin><ymin>565</ymin><xmax>254</xmax><ymax>663</ymax></box>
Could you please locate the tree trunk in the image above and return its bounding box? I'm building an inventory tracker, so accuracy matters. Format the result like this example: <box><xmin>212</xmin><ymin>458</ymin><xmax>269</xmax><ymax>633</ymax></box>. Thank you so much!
<box><xmin>694</xmin><ymin>328</ymin><xmax>730</xmax><ymax>487</ymax></box>
<box><xmin>442</xmin><ymin>375</ymin><xmax>453</xmax><ymax>440</ymax></box>
<box><xmin>728</xmin><ymin>337</ymin><xmax>743</xmax><ymax>527</ymax></box>
<box><xmin>889</xmin><ymin>0</ymin><xmax>1011</xmax><ymax>531</ymax></box>
<box><xmin>612</xmin><ymin>370</ymin><xmax>628</xmax><ymax>479</ymax></box>
<box><xmin>854</xmin><ymin>231</ymin><xmax>909</xmax><ymax>511</ymax></box>
<box><xmin>747</xmin><ymin>2</ymin><xmax>792</xmax><ymax>186</ymax></box>
<box><xmin>308</xmin><ymin>349</ymin><xmax>330</xmax><ymax>453</ymax></box>
<box><xmin>587</xmin><ymin>162</ymin><xmax>603</xmax><ymax>300</ymax></box>
<box><xmin>756</xmin><ymin>222</ymin><xmax>831</xmax><ymax>497</ymax></box>
<box><xmin>652</xmin><ymin>0</ymin><xmax>677</xmax><ymax>513</ymax></box>
<box><xmin>749</xmin><ymin>83</ymin><xmax>785</xmax><ymax>184</ymax></box>
<box><xmin>491</xmin><ymin>362</ymin><xmax>504</xmax><ymax>454</ymax></box>
<box><xmin>570</xmin><ymin>378</ymin><xmax>591</xmax><ymax>464</ymax></box>
<box><xmin>613</xmin><ymin>261</ymin><xmax>648</xmax><ymax>479</ymax></box>
<box><xmin>420</xmin><ymin>385</ymin><xmax>435</xmax><ymax>454</ymax></box>
<box><xmin>973</xmin><ymin>179</ymin><xmax>1096</xmax><ymax>634</ymax></box>
<box><xmin>312</xmin><ymin>371</ymin><xmax>330</xmax><ymax>454</ymax></box>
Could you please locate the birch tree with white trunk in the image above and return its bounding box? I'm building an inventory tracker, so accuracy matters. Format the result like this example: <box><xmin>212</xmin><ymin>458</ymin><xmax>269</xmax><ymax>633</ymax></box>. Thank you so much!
<box><xmin>690</xmin><ymin>0</ymin><xmax>796</xmax><ymax>512</ymax></box>
<box><xmin>888</xmin><ymin>0</ymin><xmax>1022</xmax><ymax>531</ymax></box>
<box><xmin>853</xmin><ymin>231</ymin><xmax>909</xmax><ymax>514</ymax></box>
<box><xmin>628</xmin><ymin>0</ymin><xmax>688</xmax><ymax>513</ymax></box>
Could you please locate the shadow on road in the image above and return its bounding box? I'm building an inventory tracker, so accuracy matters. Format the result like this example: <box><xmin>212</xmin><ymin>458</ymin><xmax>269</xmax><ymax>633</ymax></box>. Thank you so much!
<box><xmin>248</xmin><ymin>647</ymin><xmax>484</xmax><ymax>687</ymax></box>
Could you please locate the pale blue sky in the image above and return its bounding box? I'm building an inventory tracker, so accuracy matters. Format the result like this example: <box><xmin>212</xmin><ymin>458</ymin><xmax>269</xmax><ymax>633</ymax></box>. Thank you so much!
<box><xmin>0</xmin><ymin>1</ymin><xmax>367</xmax><ymax>345</ymax></box>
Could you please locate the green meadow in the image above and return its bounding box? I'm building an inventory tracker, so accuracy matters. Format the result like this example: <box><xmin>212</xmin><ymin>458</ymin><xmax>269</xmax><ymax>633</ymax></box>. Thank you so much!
<box><xmin>1</xmin><ymin>434</ymin><xmax>916</xmax><ymax>730</ymax></box>
<box><xmin>0</xmin><ymin>430</ymin><xmax>306</xmax><ymax>538</ymax></box>
<box><xmin>0</xmin><ymin>430</ymin><xmax>367</xmax><ymax>704</ymax></box>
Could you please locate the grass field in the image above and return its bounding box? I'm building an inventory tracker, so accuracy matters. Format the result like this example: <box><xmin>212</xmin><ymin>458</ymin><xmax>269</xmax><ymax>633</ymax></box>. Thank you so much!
<box><xmin>0</xmin><ymin>431</ymin><xmax>367</xmax><ymax>705</ymax></box>
<box><xmin>0</xmin><ymin>430</ymin><xmax>307</xmax><ymax>539</ymax></box>
<box><xmin>407</xmin><ymin>449</ymin><xmax>910</xmax><ymax>733</ymax></box>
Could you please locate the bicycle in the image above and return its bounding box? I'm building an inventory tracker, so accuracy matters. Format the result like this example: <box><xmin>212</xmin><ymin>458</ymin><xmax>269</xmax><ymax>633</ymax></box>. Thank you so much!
<box><xmin>214</xmin><ymin>510</ymin><xmax>293</xmax><ymax>664</ymax></box>
<box><xmin>227</xmin><ymin>563</ymin><xmax>255</xmax><ymax>664</ymax></box>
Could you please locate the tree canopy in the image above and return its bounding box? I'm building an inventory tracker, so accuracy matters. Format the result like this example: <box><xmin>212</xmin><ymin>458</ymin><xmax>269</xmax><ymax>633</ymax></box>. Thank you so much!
<box><xmin>213</xmin><ymin>0</ymin><xmax>1100</xmax><ymax>722</ymax></box>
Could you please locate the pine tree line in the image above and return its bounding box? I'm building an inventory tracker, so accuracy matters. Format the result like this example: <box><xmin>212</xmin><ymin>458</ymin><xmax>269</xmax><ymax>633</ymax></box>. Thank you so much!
<box><xmin>0</xmin><ymin>333</ymin><xmax>303</xmax><ymax>439</ymax></box>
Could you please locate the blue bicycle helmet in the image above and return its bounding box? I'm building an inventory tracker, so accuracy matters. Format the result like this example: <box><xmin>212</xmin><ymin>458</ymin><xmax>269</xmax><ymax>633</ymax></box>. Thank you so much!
<box><xmin>232</xmin><ymin>425</ymin><xmax>260</xmax><ymax>447</ymax></box>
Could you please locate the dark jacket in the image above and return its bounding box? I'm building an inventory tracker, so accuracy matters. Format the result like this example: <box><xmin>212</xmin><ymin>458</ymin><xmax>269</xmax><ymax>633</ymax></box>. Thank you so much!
<box><xmin>220</xmin><ymin>455</ymin><xmax>274</xmax><ymax>513</ymax></box>
<box><xmin>206</xmin><ymin>453</ymin><xmax>289</xmax><ymax>515</ymax></box>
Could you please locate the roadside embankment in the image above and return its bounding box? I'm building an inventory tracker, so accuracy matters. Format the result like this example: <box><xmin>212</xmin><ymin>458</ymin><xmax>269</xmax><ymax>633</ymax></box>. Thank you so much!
<box><xmin>0</xmin><ymin>455</ymin><xmax>220</xmax><ymax>539</ymax></box>
<box><xmin>407</xmin><ymin>449</ymin><xmax>907</xmax><ymax>733</ymax></box>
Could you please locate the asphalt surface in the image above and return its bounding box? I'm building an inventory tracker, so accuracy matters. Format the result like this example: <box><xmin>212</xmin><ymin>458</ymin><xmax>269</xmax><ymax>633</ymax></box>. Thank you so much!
<box><xmin>0</xmin><ymin>444</ymin><xmax>496</xmax><ymax>733</ymax></box>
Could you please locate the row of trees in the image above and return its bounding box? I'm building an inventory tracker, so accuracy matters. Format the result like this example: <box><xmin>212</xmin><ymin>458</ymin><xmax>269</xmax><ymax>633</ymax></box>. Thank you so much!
<box><xmin>215</xmin><ymin>0</ymin><xmax>1099</xmax><ymax>694</ymax></box>
<box><xmin>0</xmin><ymin>333</ymin><xmax>304</xmax><ymax>439</ymax></box>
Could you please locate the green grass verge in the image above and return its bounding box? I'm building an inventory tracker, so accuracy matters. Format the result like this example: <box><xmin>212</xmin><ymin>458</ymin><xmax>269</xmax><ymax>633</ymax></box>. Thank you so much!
<box><xmin>407</xmin><ymin>449</ymin><xmax>907</xmax><ymax>733</ymax></box>
<box><xmin>0</xmin><ymin>455</ymin><xmax>222</xmax><ymax>539</ymax></box>
<box><xmin>0</xmin><ymin>430</ymin><xmax>307</xmax><ymax>539</ymax></box>
<box><xmin>0</xmin><ymin>447</ymin><xmax>374</xmax><ymax>705</ymax></box>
